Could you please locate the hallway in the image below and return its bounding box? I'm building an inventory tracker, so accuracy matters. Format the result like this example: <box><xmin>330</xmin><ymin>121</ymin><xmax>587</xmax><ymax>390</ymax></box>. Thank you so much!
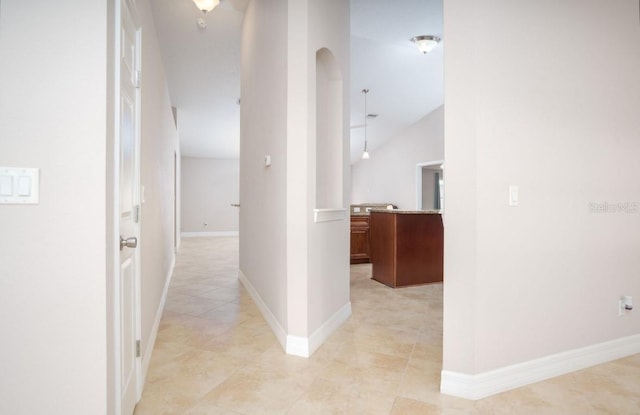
<box><xmin>134</xmin><ymin>237</ymin><xmax>640</xmax><ymax>415</ymax></box>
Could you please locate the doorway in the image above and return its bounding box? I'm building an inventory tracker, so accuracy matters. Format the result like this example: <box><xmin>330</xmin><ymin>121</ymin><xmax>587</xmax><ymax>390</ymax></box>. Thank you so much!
<box><xmin>416</xmin><ymin>160</ymin><xmax>444</xmax><ymax>211</ymax></box>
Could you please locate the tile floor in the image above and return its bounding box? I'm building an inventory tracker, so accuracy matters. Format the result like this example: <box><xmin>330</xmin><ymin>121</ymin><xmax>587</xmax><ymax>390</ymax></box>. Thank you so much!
<box><xmin>135</xmin><ymin>237</ymin><xmax>640</xmax><ymax>415</ymax></box>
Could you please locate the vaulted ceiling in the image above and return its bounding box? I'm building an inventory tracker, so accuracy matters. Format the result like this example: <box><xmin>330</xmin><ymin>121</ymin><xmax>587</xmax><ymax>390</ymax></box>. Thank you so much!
<box><xmin>150</xmin><ymin>0</ymin><xmax>443</xmax><ymax>164</ymax></box>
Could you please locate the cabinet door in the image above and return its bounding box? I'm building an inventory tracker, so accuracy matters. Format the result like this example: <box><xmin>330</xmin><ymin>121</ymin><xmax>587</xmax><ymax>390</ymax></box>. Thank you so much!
<box><xmin>350</xmin><ymin>216</ymin><xmax>370</xmax><ymax>263</ymax></box>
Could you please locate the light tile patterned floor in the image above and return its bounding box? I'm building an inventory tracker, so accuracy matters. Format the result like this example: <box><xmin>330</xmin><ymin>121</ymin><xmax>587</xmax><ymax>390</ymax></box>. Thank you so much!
<box><xmin>134</xmin><ymin>237</ymin><xmax>640</xmax><ymax>414</ymax></box>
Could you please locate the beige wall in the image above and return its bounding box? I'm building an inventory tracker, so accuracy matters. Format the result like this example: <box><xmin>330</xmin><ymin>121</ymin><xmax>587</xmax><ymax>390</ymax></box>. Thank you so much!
<box><xmin>240</xmin><ymin>0</ymin><xmax>289</xmax><ymax>333</ymax></box>
<box><xmin>0</xmin><ymin>1</ymin><xmax>108</xmax><ymax>413</ymax></box>
<box><xmin>351</xmin><ymin>105</ymin><xmax>444</xmax><ymax>209</ymax></box>
<box><xmin>443</xmin><ymin>0</ymin><xmax>640</xmax><ymax>385</ymax></box>
<box><xmin>240</xmin><ymin>0</ymin><xmax>350</xmax><ymax>355</ymax></box>
<box><xmin>305</xmin><ymin>0</ymin><xmax>351</xmax><ymax>341</ymax></box>
<box><xmin>137</xmin><ymin>0</ymin><xmax>181</xmax><ymax>372</ymax></box>
<box><xmin>181</xmin><ymin>157</ymin><xmax>239</xmax><ymax>233</ymax></box>
<box><xmin>0</xmin><ymin>1</ymin><xmax>179</xmax><ymax>412</ymax></box>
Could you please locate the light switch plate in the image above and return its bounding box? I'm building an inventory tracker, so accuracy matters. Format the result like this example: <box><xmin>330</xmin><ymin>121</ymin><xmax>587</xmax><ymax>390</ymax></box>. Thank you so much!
<box><xmin>0</xmin><ymin>167</ymin><xmax>40</xmax><ymax>204</ymax></box>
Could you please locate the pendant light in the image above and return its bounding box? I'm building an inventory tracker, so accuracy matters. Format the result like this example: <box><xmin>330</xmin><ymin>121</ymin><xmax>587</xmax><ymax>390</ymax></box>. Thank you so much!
<box><xmin>361</xmin><ymin>88</ymin><xmax>370</xmax><ymax>160</ymax></box>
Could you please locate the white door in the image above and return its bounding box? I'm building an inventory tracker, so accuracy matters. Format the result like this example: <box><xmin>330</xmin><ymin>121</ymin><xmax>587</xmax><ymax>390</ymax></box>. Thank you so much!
<box><xmin>119</xmin><ymin>0</ymin><xmax>141</xmax><ymax>413</ymax></box>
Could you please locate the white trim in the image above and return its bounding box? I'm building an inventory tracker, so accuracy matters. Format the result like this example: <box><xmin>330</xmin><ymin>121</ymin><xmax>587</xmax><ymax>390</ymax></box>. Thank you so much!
<box><xmin>181</xmin><ymin>231</ymin><xmax>239</xmax><ymax>238</ymax></box>
<box><xmin>286</xmin><ymin>302</ymin><xmax>351</xmax><ymax>357</ymax></box>
<box><xmin>286</xmin><ymin>335</ymin><xmax>310</xmax><ymax>357</ymax></box>
<box><xmin>313</xmin><ymin>208</ymin><xmax>347</xmax><ymax>223</ymax></box>
<box><xmin>441</xmin><ymin>334</ymin><xmax>640</xmax><ymax>400</ymax></box>
<box><xmin>140</xmin><ymin>253</ymin><xmax>175</xmax><ymax>386</ymax></box>
<box><xmin>238</xmin><ymin>271</ymin><xmax>352</xmax><ymax>358</ymax></box>
<box><xmin>307</xmin><ymin>301</ymin><xmax>351</xmax><ymax>355</ymax></box>
<box><xmin>238</xmin><ymin>270</ymin><xmax>287</xmax><ymax>350</ymax></box>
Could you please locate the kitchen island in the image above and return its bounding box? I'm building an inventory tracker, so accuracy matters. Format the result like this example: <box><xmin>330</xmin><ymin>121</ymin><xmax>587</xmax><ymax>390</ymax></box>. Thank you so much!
<box><xmin>370</xmin><ymin>210</ymin><xmax>443</xmax><ymax>287</ymax></box>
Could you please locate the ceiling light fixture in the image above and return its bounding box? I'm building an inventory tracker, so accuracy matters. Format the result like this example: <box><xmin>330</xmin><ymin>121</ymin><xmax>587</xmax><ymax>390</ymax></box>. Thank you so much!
<box><xmin>192</xmin><ymin>0</ymin><xmax>220</xmax><ymax>13</ymax></box>
<box><xmin>410</xmin><ymin>35</ymin><xmax>441</xmax><ymax>54</ymax></box>
<box><xmin>361</xmin><ymin>88</ymin><xmax>370</xmax><ymax>160</ymax></box>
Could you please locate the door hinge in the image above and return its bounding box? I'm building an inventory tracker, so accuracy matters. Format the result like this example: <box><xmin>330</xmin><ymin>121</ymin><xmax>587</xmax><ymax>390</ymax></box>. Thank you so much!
<box><xmin>136</xmin><ymin>340</ymin><xmax>141</xmax><ymax>358</ymax></box>
<box><xmin>134</xmin><ymin>70</ymin><xmax>142</xmax><ymax>89</ymax></box>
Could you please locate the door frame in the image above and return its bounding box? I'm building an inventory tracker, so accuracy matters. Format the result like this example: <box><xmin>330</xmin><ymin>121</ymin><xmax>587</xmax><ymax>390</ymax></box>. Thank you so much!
<box><xmin>110</xmin><ymin>0</ymin><xmax>143</xmax><ymax>413</ymax></box>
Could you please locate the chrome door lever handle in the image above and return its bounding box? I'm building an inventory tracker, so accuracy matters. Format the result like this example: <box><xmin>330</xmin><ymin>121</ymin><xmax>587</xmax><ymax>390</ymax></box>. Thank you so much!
<box><xmin>120</xmin><ymin>236</ymin><xmax>138</xmax><ymax>251</ymax></box>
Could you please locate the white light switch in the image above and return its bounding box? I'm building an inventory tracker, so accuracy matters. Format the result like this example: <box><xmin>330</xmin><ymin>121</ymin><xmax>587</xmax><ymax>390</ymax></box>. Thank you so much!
<box><xmin>18</xmin><ymin>176</ymin><xmax>31</xmax><ymax>196</ymax></box>
<box><xmin>509</xmin><ymin>185</ymin><xmax>519</xmax><ymax>207</ymax></box>
<box><xmin>0</xmin><ymin>167</ymin><xmax>39</xmax><ymax>204</ymax></box>
<box><xmin>264</xmin><ymin>155</ymin><xmax>271</xmax><ymax>167</ymax></box>
<box><xmin>0</xmin><ymin>175</ymin><xmax>13</xmax><ymax>196</ymax></box>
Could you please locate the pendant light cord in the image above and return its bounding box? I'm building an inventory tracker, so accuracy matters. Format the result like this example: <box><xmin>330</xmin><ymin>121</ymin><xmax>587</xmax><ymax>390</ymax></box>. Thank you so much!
<box><xmin>362</xmin><ymin>88</ymin><xmax>369</xmax><ymax>153</ymax></box>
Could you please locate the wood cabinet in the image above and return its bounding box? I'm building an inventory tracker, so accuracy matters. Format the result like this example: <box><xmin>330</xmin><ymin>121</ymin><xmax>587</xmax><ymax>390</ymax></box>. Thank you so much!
<box><xmin>350</xmin><ymin>215</ymin><xmax>371</xmax><ymax>264</ymax></box>
<box><xmin>370</xmin><ymin>211</ymin><xmax>443</xmax><ymax>287</ymax></box>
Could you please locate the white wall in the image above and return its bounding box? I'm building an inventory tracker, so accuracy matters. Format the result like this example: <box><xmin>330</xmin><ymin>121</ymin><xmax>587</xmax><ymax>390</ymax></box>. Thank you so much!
<box><xmin>351</xmin><ymin>105</ymin><xmax>444</xmax><ymax>209</ymax></box>
<box><xmin>240</xmin><ymin>0</ymin><xmax>350</xmax><ymax>356</ymax></box>
<box><xmin>0</xmin><ymin>1</ymin><xmax>179</xmax><ymax>413</ymax></box>
<box><xmin>240</xmin><ymin>0</ymin><xmax>289</xmax><ymax>333</ymax></box>
<box><xmin>0</xmin><ymin>1</ymin><xmax>108</xmax><ymax>413</ymax></box>
<box><xmin>305</xmin><ymin>0</ymin><xmax>351</xmax><ymax>343</ymax></box>
<box><xmin>137</xmin><ymin>0</ymin><xmax>181</xmax><ymax>372</ymax></box>
<box><xmin>442</xmin><ymin>0</ymin><xmax>640</xmax><ymax>396</ymax></box>
<box><xmin>181</xmin><ymin>157</ymin><xmax>239</xmax><ymax>233</ymax></box>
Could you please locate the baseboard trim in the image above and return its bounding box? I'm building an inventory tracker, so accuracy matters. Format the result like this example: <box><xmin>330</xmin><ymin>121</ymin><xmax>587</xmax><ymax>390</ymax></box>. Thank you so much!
<box><xmin>307</xmin><ymin>301</ymin><xmax>351</xmax><ymax>356</ymax></box>
<box><xmin>140</xmin><ymin>253</ymin><xmax>175</xmax><ymax>385</ymax></box>
<box><xmin>181</xmin><ymin>231</ymin><xmax>239</xmax><ymax>238</ymax></box>
<box><xmin>238</xmin><ymin>270</ymin><xmax>352</xmax><ymax>358</ymax></box>
<box><xmin>237</xmin><ymin>270</ymin><xmax>287</xmax><ymax>350</ymax></box>
<box><xmin>441</xmin><ymin>333</ymin><xmax>640</xmax><ymax>400</ymax></box>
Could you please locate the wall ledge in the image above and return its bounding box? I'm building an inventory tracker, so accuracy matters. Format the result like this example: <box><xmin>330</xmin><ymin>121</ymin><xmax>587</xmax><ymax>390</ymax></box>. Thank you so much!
<box><xmin>313</xmin><ymin>208</ymin><xmax>347</xmax><ymax>223</ymax></box>
<box><xmin>441</xmin><ymin>333</ymin><xmax>640</xmax><ymax>400</ymax></box>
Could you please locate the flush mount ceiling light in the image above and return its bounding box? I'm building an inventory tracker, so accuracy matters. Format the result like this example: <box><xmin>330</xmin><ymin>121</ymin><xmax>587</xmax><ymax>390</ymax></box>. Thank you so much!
<box><xmin>192</xmin><ymin>0</ymin><xmax>220</xmax><ymax>13</ymax></box>
<box><xmin>410</xmin><ymin>35</ymin><xmax>441</xmax><ymax>54</ymax></box>
<box><xmin>361</xmin><ymin>88</ymin><xmax>370</xmax><ymax>160</ymax></box>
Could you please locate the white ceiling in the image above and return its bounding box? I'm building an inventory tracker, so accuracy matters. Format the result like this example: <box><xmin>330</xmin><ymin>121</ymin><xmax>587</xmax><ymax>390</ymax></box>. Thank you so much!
<box><xmin>150</xmin><ymin>0</ymin><xmax>443</xmax><ymax>163</ymax></box>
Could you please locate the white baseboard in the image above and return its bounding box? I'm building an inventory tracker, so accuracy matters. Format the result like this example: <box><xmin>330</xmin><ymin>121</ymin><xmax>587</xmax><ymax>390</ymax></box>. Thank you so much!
<box><xmin>307</xmin><ymin>301</ymin><xmax>351</xmax><ymax>356</ymax></box>
<box><xmin>140</xmin><ymin>253</ymin><xmax>175</xmax><ymax>385</ymax></box>
<box><xmin>441</xmin><ymin>333</ymin><xmax>640</xmax><ymax>400</ymax></box>
<box><xmin>238</xmin><ymin>270</ymin><xmax>287</xmax><ymax>350</ymax></box>
<box><xmin>181</xmin><ymin>231</ymin><xmax>239</xmax><ymax>238</ymax></box>
<box><xmin>238</xmin><ymin>270</ymin><xmax>352</xmax><ymax>358</ymax></box>
<box><xmin>286</xmin><ymin>301</ymin><xmax>351</xmax><ymax>357</ymax></box>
